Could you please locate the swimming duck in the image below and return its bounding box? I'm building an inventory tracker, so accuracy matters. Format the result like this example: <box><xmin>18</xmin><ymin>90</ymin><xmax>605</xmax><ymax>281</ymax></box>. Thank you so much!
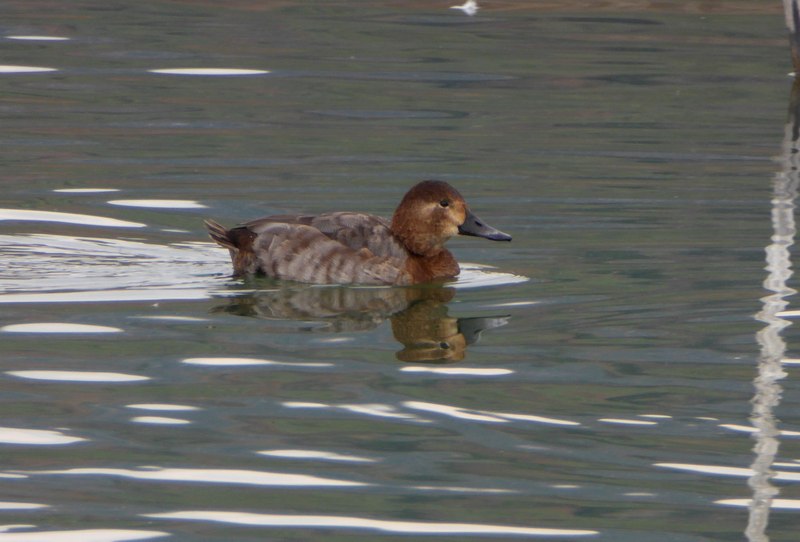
<box><xmin>205</xmin><ymin>180</ymin><xmax>511</xmax><ymax>285</ymax></box>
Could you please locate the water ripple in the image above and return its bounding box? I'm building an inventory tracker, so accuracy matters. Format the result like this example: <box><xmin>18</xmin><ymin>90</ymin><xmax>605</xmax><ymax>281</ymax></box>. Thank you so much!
<box><xmin>1</xmin><ymin>323</ymin><xmax>122</xmax><ymax>334</ymax></box>
<box><xmin>0</xmin><ymin>503</ymin><xmax>48</xmax><ymax>510</ymax></box>
<box><xmin>182</xmin><ymin>357</ymin><xmax>333</xmax><ymax>368</ymax></box>
<box><xmin>52</xmin><ymin>188</ymin><xmax>120</xmax><ymax>194</ymax></box>
<box><xmin>597</xmin><ymin>418</ymin><xmax>659</xmax><ymax>426</ymax></box>
<box><xmin>455</xmin><ymin>264</ymin><xmax>529</xmax><ymax>289</ymax></box>
<box><xmin>148</xmin><ymin>68</ymin><xmax>269</xmax><ymax>76</ymax></box>
<box><xmin>106</xmin><ymin>199</ymin><xmax>207</xmax><ymax>209</ymax></box>
<box><xmin>716</xmin><ymin>499</ymin><xmax>800</xmax><ymax>509</ymax></box>
<box><xmin>0</xmin><ymin>65</ymin><xmax>57</xmax><ymax>73</ymax></box>
<box><xmin>0</xmin><ymin>210</ymin><xmax>143</xmax><ymax>228</ymax></box>
<box><xmin>257</xmin><ymin>449</ymin><xmax>378</xmax><ymax>463</ymax></box>
<box><xmin>281</xmin><ymin>401</ymin><xmax>430</xmax><ymax>423</ymax></box>
<box><xmin>655</xmin><ymin>463</ymin><xmax>800</xmax><ymax>482</ymax></box>
<box><xmin>404</xmin><ymin>401</ymin><xmax>580</xmax><ymax>427</ymax></box>
<box><xmin>6</xmin><ymin>371</ymin><xmax>149</xmax><ymax>383</ymax></box>
<box><xmin>0</xmin><ymin>427</ymin><xmax>85</xmax><ymax>446</ymax></box>
<box><xmin>144</xmin><ymin>510</ymin><xmax>597</xmax><ymax>537</ymax></box>
<box><xmin>400</xmin><ymin>366</ymin><xmax>513</xmax><ymax>376</ymax></box>
<box><xmin>24</xmin><ymin>467</ymin><xmax>367</xmax><ymax>487</ymax></box>
<box><xmin>0</xmin><ymin>234</ymin><xmax>227</xmax><ymax>303</ymax></box>
<box><xmin>0</xmin><ymin>529</ymin><xmax>168</xmax><ymax>541</ymax></box>
<box><xmin>126</xmin><ymin>404</ymin><xmax>200</xmax><ymax>412</ymax></box>
<box><xmin>130</xmin><ymin>417</ymin><xmax>191</xmax><ymax>425</ymax></box>
<box><xmin>6</xmin><ymin>35</ymin><xmax>70</xmax><ymax>41</ymax></box>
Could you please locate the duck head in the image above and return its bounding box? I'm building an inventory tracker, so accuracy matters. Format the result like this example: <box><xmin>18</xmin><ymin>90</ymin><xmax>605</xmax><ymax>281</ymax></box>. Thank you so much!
<box><xmin>391</xmin><ymin>180</ymin><xmax>512</xmax><ymax>256</ymax></box>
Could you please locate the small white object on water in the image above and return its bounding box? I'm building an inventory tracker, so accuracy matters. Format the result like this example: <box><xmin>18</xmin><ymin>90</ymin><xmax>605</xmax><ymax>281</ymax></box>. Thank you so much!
<box><xmin>450</xmin><ymin>0</ymin><xmax>479</xmax><ymax>16</ymax></box>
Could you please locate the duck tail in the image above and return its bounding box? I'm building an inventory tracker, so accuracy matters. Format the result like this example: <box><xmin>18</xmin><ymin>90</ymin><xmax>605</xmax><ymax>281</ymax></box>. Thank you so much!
<box><xmin>204</xmin><ymin>219</ymin><xmax>238</xmax><ymax>252</ymax></box>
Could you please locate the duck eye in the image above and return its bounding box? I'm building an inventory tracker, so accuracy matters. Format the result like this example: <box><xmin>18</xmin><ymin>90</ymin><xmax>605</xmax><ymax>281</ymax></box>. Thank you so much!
<box><xmin>439</xmin><ymin>200</ymin><xmax>449</xmax><ymax>208</ymax></box>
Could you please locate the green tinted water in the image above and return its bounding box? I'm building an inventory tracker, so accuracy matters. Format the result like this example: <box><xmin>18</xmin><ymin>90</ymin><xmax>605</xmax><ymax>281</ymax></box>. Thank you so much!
<box><xmin>0</xmin><ymin>2</ymin><xmax>797</xmax><ymax>541</ymax></box>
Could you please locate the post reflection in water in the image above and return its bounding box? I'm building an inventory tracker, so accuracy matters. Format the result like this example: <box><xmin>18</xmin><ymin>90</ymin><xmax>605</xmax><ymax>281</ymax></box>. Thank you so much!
<box><xmin>746</xmin><ymin>78</ymin><xmax>800</xmax><ymax>540</ymax></box>
<box><xmin>214</xmin><ymin>285</ymin><xmax>509</xmax><ymax>363</ymax></box>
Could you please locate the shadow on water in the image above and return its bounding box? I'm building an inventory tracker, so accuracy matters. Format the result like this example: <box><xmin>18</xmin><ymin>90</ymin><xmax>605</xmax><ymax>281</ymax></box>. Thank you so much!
<box><xmin>213</xmin><ymin>284</ymin><xmax>510</xmax><ymax>363</ymax></box>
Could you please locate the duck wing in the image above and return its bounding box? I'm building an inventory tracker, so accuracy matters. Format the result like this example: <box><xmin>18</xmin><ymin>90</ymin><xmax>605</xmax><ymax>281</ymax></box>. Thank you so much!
<box><xmin>250</xmin><ymin>222</ymin><xmax>408</xmax><ymax>285</ymax></box>
<box><xmin>208</xmin><ymin>213</ymin><xmax>409</xmax><ymax>284</ymax></box>
<box><xmin>243</xmin><ymin>212</ymin><xmax>407</xmax><ymax>260</ymax></box>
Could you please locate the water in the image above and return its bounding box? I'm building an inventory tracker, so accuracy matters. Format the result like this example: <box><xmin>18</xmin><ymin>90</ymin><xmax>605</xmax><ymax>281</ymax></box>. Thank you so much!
<box><xmin>0</xmin><ymin>2</ymin><xmax>797</xmax><ymax>541</ymax></box>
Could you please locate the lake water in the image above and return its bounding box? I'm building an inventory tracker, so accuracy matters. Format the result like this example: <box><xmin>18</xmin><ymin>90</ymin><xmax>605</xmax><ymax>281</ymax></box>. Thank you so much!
<box><xmin>0</xmin><ymin>1</ymin><xmax>798</xmax><ymax>541</ymax></box>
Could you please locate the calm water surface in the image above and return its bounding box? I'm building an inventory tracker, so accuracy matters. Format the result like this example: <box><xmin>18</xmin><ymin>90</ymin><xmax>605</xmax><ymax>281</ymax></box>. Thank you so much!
<box><xmin>0</xmin><ymin>1</ymin><xmax>798</xmax><ymax>541</ymax></box>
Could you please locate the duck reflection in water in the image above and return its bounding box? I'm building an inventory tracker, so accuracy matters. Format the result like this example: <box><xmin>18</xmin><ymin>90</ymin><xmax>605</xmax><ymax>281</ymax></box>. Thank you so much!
<box><xmin>214</xmin><ymin>285</ymin><xmax>508</xmax><ymax>363</ymax></box>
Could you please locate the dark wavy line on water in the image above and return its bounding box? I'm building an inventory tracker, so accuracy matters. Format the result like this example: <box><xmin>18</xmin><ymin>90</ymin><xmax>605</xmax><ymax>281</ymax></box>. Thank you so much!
<box><xmin>535</xmin><ymin>149</ymin><xmax>770</xmax><ymax>162</ymax></box>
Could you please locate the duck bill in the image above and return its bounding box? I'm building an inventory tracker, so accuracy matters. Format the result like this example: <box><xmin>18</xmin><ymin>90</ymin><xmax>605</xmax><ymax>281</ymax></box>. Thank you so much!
<box><xmin>458</xmin><ymin>209</ymin><xmax>512</xmax><ymax>241</ymax></box>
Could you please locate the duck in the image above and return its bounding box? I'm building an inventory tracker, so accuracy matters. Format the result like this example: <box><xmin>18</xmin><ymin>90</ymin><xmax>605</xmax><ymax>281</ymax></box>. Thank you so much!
<box><xmin>204</xmin><ymin>180</ymin><xmax>511</xmax><ymax>285</ymax></box>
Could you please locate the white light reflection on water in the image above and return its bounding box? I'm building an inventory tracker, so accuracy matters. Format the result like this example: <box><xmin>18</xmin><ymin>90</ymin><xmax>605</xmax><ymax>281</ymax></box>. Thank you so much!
<box><xmin>144</xmin><ymin>511</ymin><xmax>597</xmax><ymax>537</ymax></box>
<box><xmin>0</xmin><ymin>235</ymin><xmax>523</xmax><ymax>308</ymax></box>
<box><xmin>282</xmin><ymin>401</ymin><xmax>429</xmax><ymax>422</ymax></box>
<box><xmin>52</xmin><ymin>188</ymin><xmax>120</xmax><ymax>193</ymax></box>
<box><xmin>6</xmin><ymin>36</ymin><xmax>69</xmax><ymax>41</ymax></box>
<box><xmin>400</xmin><ymin>366</ymin><xmax>513</xmax><ymax>376</ymax></box>
<box><xmin>130</xmin><ymin>416</ymin><xmax>191</xmax><ymax>425</ymax></box>
<box><xmin>340</xmin><ymin>404</ymin><xmax>428</xmax><ymax>421</ymax></box>
<box><xmin>455</xmin><ymin>264</ymin><xmax>528</xmax><ymax>289</ymax></box>
<box><xmin>717</xmin><ymin>498</ymin><xmax>800</xmax><ymax>509</ymax></box>
<box><xmin>0</xmin><ymin>289</ymin><xmax>211</xmax><ymax>304</ymax></box>
<box><xmin>487</xmin><ymin>300</ymin><xmax>540</xmax><ymax>308</ymax></box>
<box><xmin>0</xmin><ymin>210</ymin><xmax>143</xmax><ymax>228</ymax></box>
<box><xmin>719</xmin><ymin>423</ymin><xmax>800</xmax><ymax>436</ymax></box>
<box><xmin>182</xmin><ymin>357</ymin><xmax>333</xmax><ymax>368</ymax></box>
<box><xmin>257</xmin><ymin>449</ymin><xmax>378</xmax><ymax>463</ymax></box>
<box><xmin>107</xmin><ymin>199</ymin><xmax>207</xmax><ymax>209</ymax></box>
<box><xmin>1</xmin><ymin>323</ymin><xmax>122</xmax><ymax>334</ymax></box>
<box><xmin>0</xmin><ymin>234</ymin><xmax>228</xmax><ymax>304</ymax></box>
<box><xmin>148</xmin><ymin>68</ymin><xmax>269</xmax><ymax>76</ymax></box>
<box><xmin>597</xmin><ymin>418</ymin><xmax>659</xmax><ymax>426</ymax></box>
<box><xmin>0</xmin><ymin>529</ymin><xmax>168</xmax><ymax>541</ymax></box>
<box><xmin>24</xmin><ymin>467</ymin><xmax>367</xmax><ymax>487</ymax></box>
<box><xmin>6</xmin><ymin>371</ymin><xmax>149</xmax><ymax>383</ymax></box>
<box><xmin>0</xmin><ymin>427</ymin><xmax>85</xmax><ymax>445</ymax></box>
<box><xmin>132</xmin><ymin>316</ymin><xmax>209</xmax><ymax>322</ymax></box>
<box><xmin>745</xmin><ymin>79</ymin><xmax>799</xmax><ymax>540</ymax></box>
<box><xmin>0</xmin><ymin>65</ymin><xmax>57</xmax><ymax>73</ymax></box>
<box><xmin>410</xmin><ymin>485</ymin><xmax>517</xmax><ymax>494</ymax></box>
<box><xmin>655</xmin><ymin>463</ymin><xmax>800</xmax><ymax>482</ymax></box>
<box><xmin>0</xmin><ymin>503</ymin><xmax>48</xmax><ymax>510</ymax></box>
<box><xmin>405</xmin><ymin>401</ymin><xmax>508</xmax><ymax>423</ymax></box>
<box><xmin>281</xmin><ymin>400</ymin><xmax>581</xmax><ymax>427</ymax></box>
<box><xmin>404</xmin><ymin>401</ymin><xmax>580</xmax><ymax>427</ymax></box>
<box><xmin>126</xmin><ymin>404</ymin><xmax>200</xmax><ymax>411</ymax></box>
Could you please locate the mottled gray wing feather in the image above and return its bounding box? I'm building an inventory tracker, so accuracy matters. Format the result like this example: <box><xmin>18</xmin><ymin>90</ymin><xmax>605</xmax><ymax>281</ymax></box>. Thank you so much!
<box><xmin>243</xmin><ymin>212</ymin><xmax>407</xmax><ymax>260</ymax></box>
<box><xmin>250</xmin><ymin>222</ymin><xmax>409</xmax><ymax>285</ymax></box>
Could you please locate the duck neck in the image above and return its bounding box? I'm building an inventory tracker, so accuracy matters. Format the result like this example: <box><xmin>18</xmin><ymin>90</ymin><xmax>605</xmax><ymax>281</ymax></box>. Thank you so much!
<box><xmin>406</xmin><ymin>249</ymin><xmax>460</xmax><ymax>282</ymax></box>
<box><xmin>391</xmin><ymin>214</ymin><xmax>444</xmax><ymax>257</ymax></box>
